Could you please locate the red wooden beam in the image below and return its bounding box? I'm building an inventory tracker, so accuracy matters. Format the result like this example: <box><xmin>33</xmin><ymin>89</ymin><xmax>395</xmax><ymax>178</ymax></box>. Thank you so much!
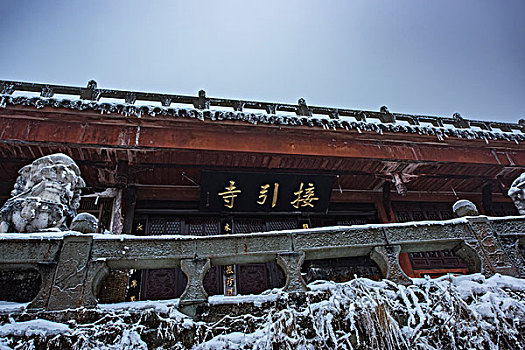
<box><xmin>0</xmin><ymin>107</ymin><xmax>524</xmax><ymax>167</ymax></box>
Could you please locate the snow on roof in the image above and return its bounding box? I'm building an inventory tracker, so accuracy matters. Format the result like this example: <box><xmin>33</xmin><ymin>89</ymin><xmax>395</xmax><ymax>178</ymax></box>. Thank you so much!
<box><xmin>1</xmin><ymin>93</ymin><xmax>524</xmax><ymax>143</ymax></box>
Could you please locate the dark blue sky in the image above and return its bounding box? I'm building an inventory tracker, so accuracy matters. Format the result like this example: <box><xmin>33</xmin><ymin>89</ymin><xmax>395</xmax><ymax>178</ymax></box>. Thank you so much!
<box><xmin>1</xmin><ymin>0</ymin><xmax>524</xmax><ymax>122</ymax></box>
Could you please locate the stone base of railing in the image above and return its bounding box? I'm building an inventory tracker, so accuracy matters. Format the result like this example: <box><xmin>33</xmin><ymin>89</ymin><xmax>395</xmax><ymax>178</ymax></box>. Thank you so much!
<box><xmin>179</xmin><ymin>258</ymin><xmax>211</xmax><ymax>317</ymax></box>
<box><xmin>0</xmin><ymin>215</ymin><xmax>524</xmax><ymax>317</ymax></box>
<box><xmin>370</xmin><ymin>245</ymin><xmax>412</xmax><ymax>285</ymax></box>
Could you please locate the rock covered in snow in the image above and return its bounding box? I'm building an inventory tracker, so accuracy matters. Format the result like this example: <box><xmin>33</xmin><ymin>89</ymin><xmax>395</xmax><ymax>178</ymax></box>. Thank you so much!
<box><xmin>70</xmin><ymin>212</ymin><xmax>98</xmax><ymax>233</ymax></box>
<box><xmin>453</xmin><ymin>199</ymin><xmax>479</xmax><ymax>217</ymax></box>
<box><xmin>0</xmin><ymin>154</ymin><xmax>85</xmax><ymax>233</ymax></box>
<box><xmin>0</xmin><ymin>274</ymin><xmax>524</xmax><ymax>349</ymax></box>
<box><xmin>509</xmin><ymin>172</ymin><xmax>525</xmax><ymax>215</ymax></box>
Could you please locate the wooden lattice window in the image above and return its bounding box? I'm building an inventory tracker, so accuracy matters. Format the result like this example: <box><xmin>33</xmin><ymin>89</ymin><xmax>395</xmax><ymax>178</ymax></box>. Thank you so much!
<box><xmin>396</xmin><ymin>211</ymin><xmax>411</xmax><ymax>222</ymax></box>
<box><xmin>187</xmin><ymin>218</ymin><xmax>220</xmax><ymax>236</ymax></box>
<box><xmin>148</xmin><ymin>218</ymin><xmax>165</xmax><ymax>235</ymax></box>
<box><xmin>337</xmin><ymin>217</ymin><xmax>370</xmax><ymax>226</ymax></box>
<box><xmin>409</xmin><ymin>250</ymin><xmax>467</xmax><ymax>270</ymax></box>
<box><xmin>166</xmin><ymin>220</ymin><xmax>181</xmax><ymax>234</ymax></box>
<box><xmin>440</xmin><ymin>211</ymin><xmax>453</xmax><ymax>220</ymax></box>
<box><xmin>78</xmin><ymin>197</ymin><xmax>114</xmax><ymax>233</ymax></box>
<box><xmin>234</xmin><ymin>218</ymin><xmax>266</xmax><ymax>234</ymax></box>
<box><xmin>268</xmin><ymin>218</ymin><xmax>297</xmax><ymax>231</ymax></box>
<box><xmin>147</xmin><ymin>218</ymin><xmax>182</xmax><ymax>235</ymax></box>
<box><xmin>488</xmin><ymin>202</ymin><xmax>519</xmax><ymax>217</ymax></box>
<box><xmin>393</xmin><ymin>202</ymin><xmax>454</xmax><ymax>223</ymax></box>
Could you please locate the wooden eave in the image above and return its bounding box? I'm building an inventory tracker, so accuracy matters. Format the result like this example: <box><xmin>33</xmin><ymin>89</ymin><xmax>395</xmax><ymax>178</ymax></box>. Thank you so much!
<box><xmin>0</xmin><ymin>104</ymin><xmax>523</xmax><ymax>206</ymax></box>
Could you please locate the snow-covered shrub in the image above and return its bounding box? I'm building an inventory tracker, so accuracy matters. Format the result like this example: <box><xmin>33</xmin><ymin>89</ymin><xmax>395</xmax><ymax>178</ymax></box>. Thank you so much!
<box><xmin>0</xmin><ymin>274</ymin><xmax>523</xmax><ymax>349</ymax></box>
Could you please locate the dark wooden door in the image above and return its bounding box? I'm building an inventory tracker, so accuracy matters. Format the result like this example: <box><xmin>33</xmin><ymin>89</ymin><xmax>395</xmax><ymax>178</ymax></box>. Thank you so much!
<box><xmin>234</xmin><ymin>218</ymin><xmax>285</xmax><ymax>294</ymax></box>
<box><xmin>140</xmin><ymin>268</ymin><xmax>187</xmax><ymax>300</ymax></box>
<box><xmin>140</xmin><ymin>217</ymin><xmax>187</xmax><ymax>300</ymax></box>
<box><xmin>237</xmin><ymin>262</ymin><xmax>285</xmax><ymax>295</ymax></box>
<box><xmin>138</xmin><ymin>215</ymin><xmax>288</xmax><ymax>299</ymax></box>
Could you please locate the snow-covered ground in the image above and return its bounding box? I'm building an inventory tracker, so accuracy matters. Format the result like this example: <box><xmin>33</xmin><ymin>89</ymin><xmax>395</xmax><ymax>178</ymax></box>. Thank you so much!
<box><xmin>0</xmin><ymin>273</ymin><xmax>524</xmax><ymax>349</ymax></box>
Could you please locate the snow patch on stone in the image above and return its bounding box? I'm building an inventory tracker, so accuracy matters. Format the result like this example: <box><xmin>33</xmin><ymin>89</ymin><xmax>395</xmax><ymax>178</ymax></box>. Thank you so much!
<box><xmin>0</xmin><ymin>319</ymin><xmax>70</xmax><ymax>337</ymax></box>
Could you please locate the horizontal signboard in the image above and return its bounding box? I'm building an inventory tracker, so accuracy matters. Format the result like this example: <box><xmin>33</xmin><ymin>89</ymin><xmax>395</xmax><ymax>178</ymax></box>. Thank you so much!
<box><xmin>200</xmin><ymin>171</ymin><xmax>334</xmax><ymax>213</ymax></box>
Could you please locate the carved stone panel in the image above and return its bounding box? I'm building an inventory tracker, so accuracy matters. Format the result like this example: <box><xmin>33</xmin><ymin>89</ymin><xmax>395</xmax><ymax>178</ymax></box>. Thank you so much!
<box><xmin>490</xmin><ymin>218</ymin><xmax>525</xmax><ymax>235</ymax></box>
<box><xmin>498</xmin><ymin>237</ymin><xmax>525</xmax><ymax>278</ymax></box>
<box><xmin>47</xmin><ymin>235</ymin><xmax>93</xmax><ymax>310</ymax></box>
<box><xmin>467</xmin><ymin>219</ymin><xmax>520</xmax><ymax>276</ymax></box>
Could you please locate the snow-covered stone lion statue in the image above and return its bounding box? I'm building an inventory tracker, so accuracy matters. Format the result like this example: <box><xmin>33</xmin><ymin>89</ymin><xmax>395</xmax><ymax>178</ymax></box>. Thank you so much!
<box><xmin>508</xmin><ymin>172</ymin><xmax>525</xmax><ymax>215</ymax></box>
<box><xmin>0</xmin><ymin>153</ymin><xmax>86</xmax><ymax>233</ymax></box>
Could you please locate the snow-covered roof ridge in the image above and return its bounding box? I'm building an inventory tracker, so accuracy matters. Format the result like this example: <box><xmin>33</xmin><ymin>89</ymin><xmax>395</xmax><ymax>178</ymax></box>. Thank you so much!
<box><xmin>1</xmin><ymin>79</ymin><xmax>524</xmax><ymax>143</ymax></box>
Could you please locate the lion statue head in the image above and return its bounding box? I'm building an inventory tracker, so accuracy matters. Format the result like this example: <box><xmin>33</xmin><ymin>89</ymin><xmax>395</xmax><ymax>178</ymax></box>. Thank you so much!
<box><xmin>508</xmin><ymin>172</ymin><xmax>525</xmax><ymax>215</ymax></box>
<box><xmin>0</xmin><ymin>154</ymin><xmax>86</xmax><ymax>233</ymax></box>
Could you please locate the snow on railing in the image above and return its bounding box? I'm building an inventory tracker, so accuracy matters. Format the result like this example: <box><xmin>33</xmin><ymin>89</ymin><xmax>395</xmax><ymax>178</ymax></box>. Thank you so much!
<box><xmin>0</xmin><ymin>215</ymin><xmax>524</xmax><ymax>316</ymax></box>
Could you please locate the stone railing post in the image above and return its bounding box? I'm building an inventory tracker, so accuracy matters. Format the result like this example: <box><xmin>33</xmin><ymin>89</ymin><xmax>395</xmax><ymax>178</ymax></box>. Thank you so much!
<box><xmin>27</xmin><ymin>263</ymin><xmax>58</xmax><ymax>309</ymax></box>
<box><xmin>276</xmin><ymin>252</ymin><xmax>307</xmax><ymax>292</ymax></box>
<box><xmin>83</xmin><ymin>260</ymin><xmax>110</xmax><ymax>306</ymax></box>
<box><xmin>465</xmin><ymin>217</ymin><xmax>520</xmax><ymax>277</ymax></box>
<box><xmin>179</xmin><ymin>258</ymin><xmax>211</xmax><ymax>317</ymax></box>
<box><xmin>489</xmin><ymin>219</ymin><xmax>525</xmax><ymax>278</ymax></box>
<box><xmin>46</xmin><ymin>234</ymin><xmax>95</xmax><ymax>310</ymax></box>
<box><xmin>453</xmin><ymin>241</ymin><xmax>483</xmax><ymax>274</ymax></box>
<box><xmin>370</xmin><ymin>245</ymin><xmax>411</xmax><ymax>285</ymax></box>
<box><xmin>496</xmin><ymin>236</ymin><xmax>525</xmax><ymax>278</ymax></box>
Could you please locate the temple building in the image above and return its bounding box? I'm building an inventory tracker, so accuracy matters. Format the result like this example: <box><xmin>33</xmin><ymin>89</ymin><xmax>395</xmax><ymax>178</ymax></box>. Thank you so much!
<box><xmin>0</xmin><ymin>79</ymin><xmax>523</xmax><ymax>302</ymax></box>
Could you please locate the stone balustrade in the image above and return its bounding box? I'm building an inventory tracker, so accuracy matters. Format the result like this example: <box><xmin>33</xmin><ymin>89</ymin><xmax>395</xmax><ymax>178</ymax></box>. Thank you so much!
<box><xmin>0</xmin><ymin>215</ymin><xmax>524</xmax><ymax>316</ymax></box>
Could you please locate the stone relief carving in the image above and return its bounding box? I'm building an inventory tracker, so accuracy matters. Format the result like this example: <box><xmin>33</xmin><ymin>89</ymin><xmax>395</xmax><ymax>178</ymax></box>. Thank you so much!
<box><xmin>0</xmin><ymin>153</ymin><xmax>87</xmax><ymax>233</ymax></box>
<box><xmin>508</xmin><ymin>172</ymin><xmax>525</xmax><ymax>215</ymax></box>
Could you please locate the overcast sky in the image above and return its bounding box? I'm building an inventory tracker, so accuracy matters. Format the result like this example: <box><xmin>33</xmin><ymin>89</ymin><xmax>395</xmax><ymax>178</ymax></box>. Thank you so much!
<box><xmin>1</xmin><ymin>0</ymin><xmax>524</xmax><ymax>122</ymax></box>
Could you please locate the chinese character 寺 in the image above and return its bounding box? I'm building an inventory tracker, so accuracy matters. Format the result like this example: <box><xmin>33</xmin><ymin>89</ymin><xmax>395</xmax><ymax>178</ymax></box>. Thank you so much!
<box><xmin>227</xmin><ymin>288</ymin><xmax>234</xmax><ymax>296</ymax></box>
<box><xmin>257</xmin><ymin>183</ymin><xmax>279</xmax><ymax>208</ymax></box>
<box><xmin>224</xmin><ymin>223</ymin><xmax>231</xmax><ymax>233</ymax></box>
<box><xmin>291</xmin><ymin>182</ymin><xmax>319</xmax><ymax>209</ymax></box>
<box><xmin>218</xmin><ymin>180</ymin><xmax>242</xmax><ymax>209</ymax></box>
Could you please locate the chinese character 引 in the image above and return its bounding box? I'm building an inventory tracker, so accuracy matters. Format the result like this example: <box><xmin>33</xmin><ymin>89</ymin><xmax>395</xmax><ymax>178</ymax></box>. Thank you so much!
<box><xmin>257</xmin><ymin>184</ymin><xmax>270</xmax><ymax>205</ymax></box>
<box><xmin>257</xmin><ymin>183</ymin><xmax>279</xmax><ymax>207</ymax></box>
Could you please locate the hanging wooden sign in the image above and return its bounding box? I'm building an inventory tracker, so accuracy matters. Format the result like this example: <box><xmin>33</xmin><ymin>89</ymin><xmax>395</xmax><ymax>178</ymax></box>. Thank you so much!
<box><xmin>200</xmin><ymin>171</ymin><xmax>334</xmax><ymax>213</ymax></box>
